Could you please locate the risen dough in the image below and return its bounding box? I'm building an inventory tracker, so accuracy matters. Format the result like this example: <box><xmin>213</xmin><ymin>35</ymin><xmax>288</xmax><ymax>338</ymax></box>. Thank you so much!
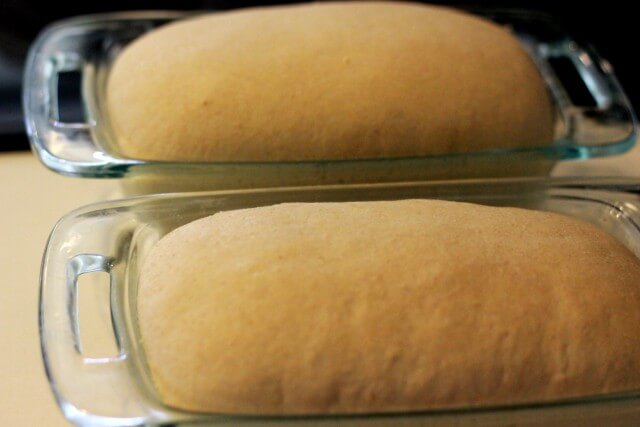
<box><xmin>107</xmin><ymin>2</ymin><xmax>554</xmax><ymax>161</ymax></box>
<box><xmin>138</xmin><ymin>200</ymin><xmax>640</xmax><ymax>414</ymax></box>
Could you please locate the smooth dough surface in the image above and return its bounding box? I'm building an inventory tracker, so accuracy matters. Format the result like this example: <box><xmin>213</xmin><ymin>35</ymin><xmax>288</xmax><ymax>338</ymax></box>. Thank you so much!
<box><xmin>108</xmin><ymin>2</ymin><xmax>554</xmax><ymax>161</ymax></box>
<box><xmin>138</xmin><ymin>200</ymin><xmax>640</xmax><ymax>415</ymax></box>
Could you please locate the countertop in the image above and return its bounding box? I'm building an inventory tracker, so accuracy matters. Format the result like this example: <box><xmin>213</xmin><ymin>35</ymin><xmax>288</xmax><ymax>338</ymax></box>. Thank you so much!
<box><xmin>0</xmin><ymin>152</ymin><xmax>115</xmax><ymax>426</ymax></box>
<box><xmin>2</xmin><ymin>148</ymin><xmax>640</xmax><ymax>426</ymax></box>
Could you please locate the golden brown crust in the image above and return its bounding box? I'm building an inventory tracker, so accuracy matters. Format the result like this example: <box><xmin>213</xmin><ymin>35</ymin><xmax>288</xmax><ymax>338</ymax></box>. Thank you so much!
<box><xmin>138</xmin><ymin>200</ymin><xmax>640</xmax><ymax>414</ymax></box>
<box><xmin>108</xmin><ymin>2</ymin><xmax>554</xmax><ymax>162</ymax></box>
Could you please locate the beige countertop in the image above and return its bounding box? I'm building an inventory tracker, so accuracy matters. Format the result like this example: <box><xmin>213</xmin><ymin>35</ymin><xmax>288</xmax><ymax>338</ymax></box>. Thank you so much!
<box><xmin>2</xmin><ymin>147</ymin><xmax>640</xmax><ymax>426</ymax></box>
<box><xmin>0</xmin><ymin>152</ymin><xmax>116</xmax><ymax>426</ymax></box>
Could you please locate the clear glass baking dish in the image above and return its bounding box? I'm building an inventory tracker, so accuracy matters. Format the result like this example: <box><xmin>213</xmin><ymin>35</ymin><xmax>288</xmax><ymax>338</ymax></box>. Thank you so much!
<box><xmin>24</xmin><ymin>9</ymin><xmax>637</xmax><ymax>194</ymax></box>
<box><xmin>40</xmin><ymin>178</ymin><xmax>640</xmax><ymax>427</ymax></box>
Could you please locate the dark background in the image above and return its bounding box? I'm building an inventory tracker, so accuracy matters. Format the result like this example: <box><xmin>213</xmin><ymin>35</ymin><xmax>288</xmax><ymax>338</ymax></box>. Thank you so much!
<box><xmin>1</xmin><ymin>0</ymin><xmax>637</xmax><ymax>152</ymax></box>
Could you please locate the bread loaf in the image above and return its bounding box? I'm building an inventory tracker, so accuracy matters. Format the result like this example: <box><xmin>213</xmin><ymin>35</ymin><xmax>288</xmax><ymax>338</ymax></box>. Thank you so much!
<box><xmin>137</xmin><ymin>200</ymin><xmax>640</xmax><ymax>414</ymax></box>
<box><xmin>107</xmin><ymin>2</ymin><xmax>554</xmax><ymax>162</ymax></box>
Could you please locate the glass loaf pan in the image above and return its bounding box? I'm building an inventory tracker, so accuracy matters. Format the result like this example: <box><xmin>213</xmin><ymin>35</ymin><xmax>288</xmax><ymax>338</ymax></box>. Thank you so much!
<box><xmin>24</xmin><ymin>9</ymin><xmax>637</xmax><ymax>195</ymax></box>
<box><xmin>40</xmin><ymin>178</ymin><xmax>640</xmax><ymax>427</ymax></box>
